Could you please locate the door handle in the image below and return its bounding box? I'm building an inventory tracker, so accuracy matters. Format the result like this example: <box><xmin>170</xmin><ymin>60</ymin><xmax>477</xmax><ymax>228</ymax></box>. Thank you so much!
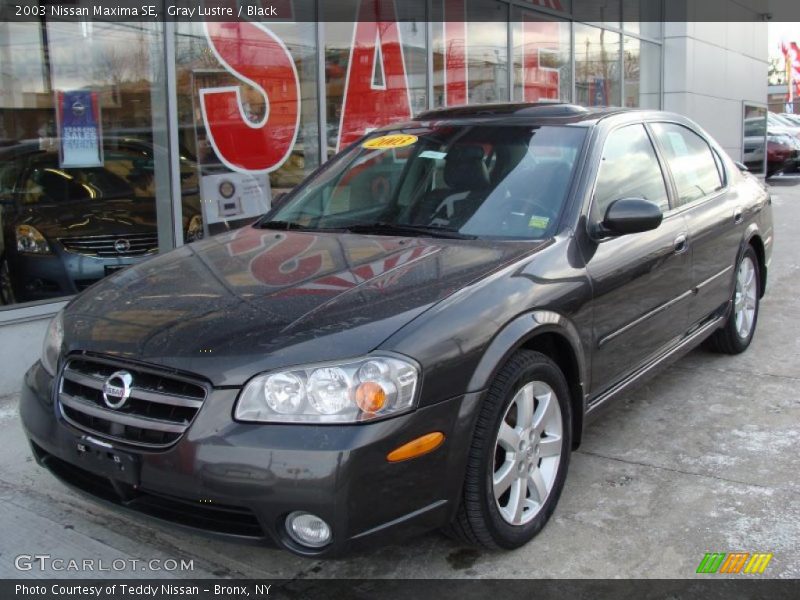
<box><xmin>733</xmin><ymin>207</ymin><xmax>744</xmax><ymax>224</ymax></box>
<box><xmin>673</xmin><ymin>234</ymin><xmax>688</xmax><ymax>254</ymax></box>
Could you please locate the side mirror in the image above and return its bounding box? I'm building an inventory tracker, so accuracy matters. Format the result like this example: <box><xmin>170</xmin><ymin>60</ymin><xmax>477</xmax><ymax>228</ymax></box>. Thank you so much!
<box><xmin>734</xmin><ymin>161</ymin><xmax>749</xmax><ymax>172</ymax></box>
<box><xmin>600</xmin><ymin>197</ymin><xmax>663</xmax><ymax>236</ymax></box>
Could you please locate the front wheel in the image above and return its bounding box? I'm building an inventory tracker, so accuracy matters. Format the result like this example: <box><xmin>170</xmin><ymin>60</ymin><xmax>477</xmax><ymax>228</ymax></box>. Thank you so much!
<box><xmin>707</xmin><ymin>246</ymin><xmax>760</xmax><ymax>354</ymax></box>
<box><xmin>445</xmin><ymin>350</ymin><xmax>571</xmax><ymax>549</ymax></box>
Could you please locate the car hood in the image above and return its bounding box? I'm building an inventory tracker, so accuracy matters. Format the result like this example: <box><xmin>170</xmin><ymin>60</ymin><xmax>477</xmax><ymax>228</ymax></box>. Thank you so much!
<box><xmin>64</xmin><ymin>226</ymin><xmax>545</xmax><ymax>386</ymax></box>
<box><xmin>22</xmin><ymin>199</ymin><xmax>158</xmax><ymax>238</ymax></box>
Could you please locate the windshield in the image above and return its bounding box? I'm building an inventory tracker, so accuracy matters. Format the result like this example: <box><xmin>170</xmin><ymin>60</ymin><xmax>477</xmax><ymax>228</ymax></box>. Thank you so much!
<box><xmin>266</xmin><ymin>124</ymin><xmax>587</xmax><ymax>240</ymax></box>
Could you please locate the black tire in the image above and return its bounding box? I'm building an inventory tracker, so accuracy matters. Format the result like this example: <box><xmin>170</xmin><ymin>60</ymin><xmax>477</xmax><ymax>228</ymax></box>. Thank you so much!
<box><xmin>706</xmin><ymin>246</ymin><xmax>760</xmax><ymax>355</ymax></box>
<box><xmin>445</xmin><ymin>350</ymin><xmax>572</xmax><ymax>549</ymax></box>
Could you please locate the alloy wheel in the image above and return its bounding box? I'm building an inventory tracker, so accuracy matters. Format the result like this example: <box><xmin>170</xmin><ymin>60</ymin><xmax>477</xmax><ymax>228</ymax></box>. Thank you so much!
<box><xmin>734</xmin><ymin>255</ymin><xmax>757</xmax><ymax>339</ymax></box>
<box><xmin>493</xmin><ymin>381</ymin><xmax>563</xmax><ymax>526</ymax></box>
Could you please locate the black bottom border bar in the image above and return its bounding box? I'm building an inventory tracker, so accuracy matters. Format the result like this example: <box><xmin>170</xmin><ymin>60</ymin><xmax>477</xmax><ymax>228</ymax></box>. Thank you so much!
<box><xmin>4</xmin><ymin>579</ymin><xmax>799</xmax><ymax>600</ymax></box>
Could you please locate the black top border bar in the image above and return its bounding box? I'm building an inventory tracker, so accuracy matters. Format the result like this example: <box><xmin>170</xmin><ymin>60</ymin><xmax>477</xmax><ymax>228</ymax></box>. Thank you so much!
<box><xmin>1</xmin><ymin>0</ymin><xmax>799</xmax><ymax>23</ymax></box>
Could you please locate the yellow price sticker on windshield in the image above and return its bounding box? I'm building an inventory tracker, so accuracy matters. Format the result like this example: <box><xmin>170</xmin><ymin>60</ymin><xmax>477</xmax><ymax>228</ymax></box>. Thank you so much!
<box><xmin>362</xmin><ymin>134</ymin><xmax>418</xmax><ymax>150</ymax></box>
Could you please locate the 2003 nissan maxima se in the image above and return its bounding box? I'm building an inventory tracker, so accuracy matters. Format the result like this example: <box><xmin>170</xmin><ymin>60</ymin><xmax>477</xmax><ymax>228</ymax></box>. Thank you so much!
<box><xmin>20</xmin><ymin>104</ymin><xmax>772</xmax><ymax>556</ymax></box>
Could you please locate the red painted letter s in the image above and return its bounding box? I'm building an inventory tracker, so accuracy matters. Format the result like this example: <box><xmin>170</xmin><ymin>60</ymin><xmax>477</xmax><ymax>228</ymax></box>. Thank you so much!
<box><xmin>202</xmin><ymin>21</ymin><xmax>300</xmax><ymax>173</ymax></box>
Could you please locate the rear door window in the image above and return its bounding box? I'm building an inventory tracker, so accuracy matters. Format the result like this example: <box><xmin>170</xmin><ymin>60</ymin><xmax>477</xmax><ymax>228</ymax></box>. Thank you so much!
<box><xmin>651</xmin><ymin>123</ymin><xmax>724</xmax><ymax>208</ymax></box>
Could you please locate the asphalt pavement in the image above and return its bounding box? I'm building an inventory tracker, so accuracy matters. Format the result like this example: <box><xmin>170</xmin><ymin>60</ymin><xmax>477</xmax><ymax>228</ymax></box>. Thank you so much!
<box><xmin>1</xmin><ymin>178</ymin><xmax>798</xmax><ymax>580</ymax></box>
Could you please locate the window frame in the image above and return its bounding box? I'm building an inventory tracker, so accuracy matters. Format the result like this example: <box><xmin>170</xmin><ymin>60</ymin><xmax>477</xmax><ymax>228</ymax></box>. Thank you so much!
<box><xmin>585</xmin><ymin>120</ymin><xmax>674</xmax><ymax>231</ymax></box>
<box><xmin>646</xmin><ymin>120</ymin><xmax>729</xmax><ymax>214</ymax></box>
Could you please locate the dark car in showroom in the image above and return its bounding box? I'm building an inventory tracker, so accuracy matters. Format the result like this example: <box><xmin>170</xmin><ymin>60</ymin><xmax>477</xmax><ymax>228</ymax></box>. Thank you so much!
<box><xmin>0</xmin><ymin>139</ymin><xmax>204</xmax><ymax>305</ymax></box>
<box><xmin>20</xmin><ymin>104</ymin><xmax>772</xmax><ymax>556</ymax></box>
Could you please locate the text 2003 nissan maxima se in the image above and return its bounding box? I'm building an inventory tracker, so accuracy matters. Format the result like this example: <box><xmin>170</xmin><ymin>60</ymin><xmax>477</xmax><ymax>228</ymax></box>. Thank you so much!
<box><xmin>21</xmin><ymin>104</ymin><xmax>772</xmax><ymax>556</ymax></box>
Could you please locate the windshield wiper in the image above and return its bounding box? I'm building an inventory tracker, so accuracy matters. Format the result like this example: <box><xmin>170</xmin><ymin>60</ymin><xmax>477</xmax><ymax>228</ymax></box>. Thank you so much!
<box><xmin>258</xmin><ymin>220</ymin><xmax>347</xmax><ymax>232</ymax></box>
<box><xmin>346</xmin><ymin>222</ymin><xmax>477</xmax><ymax>240</ymax></box>
<box><xmin>258</xmin><ymin>220</ymin><xmax>311</xmax><ymax>231</ymax></box>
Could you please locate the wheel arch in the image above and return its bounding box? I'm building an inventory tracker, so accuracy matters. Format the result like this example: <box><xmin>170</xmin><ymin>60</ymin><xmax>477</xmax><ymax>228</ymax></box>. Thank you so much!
<box><xmin>467</xmin><ymin>310</ymin><xmax>588</xmax><ymax>449</ymax></box>
<box><xmin>744</xmin><ymin>228</ymin><xmax>767</xmax><ymax>298</ymax></box>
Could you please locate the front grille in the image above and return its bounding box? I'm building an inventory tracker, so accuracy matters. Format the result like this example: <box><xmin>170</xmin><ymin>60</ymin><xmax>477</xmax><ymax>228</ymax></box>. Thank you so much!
<box><xmin>33</xmin><ymin>442</ymin><xmax>265</xmax><ymax>539</ymax></box>
<box><xmin>57</xmin><ymin>356</ymin><xmax>208</xmax><ymax>449</ymax></box>
<box><xmin>60</xmin><ymin>232</ymin><xmax>158</xmax><ymax>257</ymax></box>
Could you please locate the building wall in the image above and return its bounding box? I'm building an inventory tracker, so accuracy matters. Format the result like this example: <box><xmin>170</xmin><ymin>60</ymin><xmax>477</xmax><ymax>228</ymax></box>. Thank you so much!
<box><xmin>663</xmin><ymin>20</ymin><xmax>769</xmax><ymax>161</ymax></box>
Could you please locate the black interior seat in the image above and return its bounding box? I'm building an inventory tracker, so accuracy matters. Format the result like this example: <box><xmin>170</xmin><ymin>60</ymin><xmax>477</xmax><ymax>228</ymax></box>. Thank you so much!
<box><xmin>409</xmin><ymin>145</ymin><xmax>491</xmax><ymax>225</ymax></box>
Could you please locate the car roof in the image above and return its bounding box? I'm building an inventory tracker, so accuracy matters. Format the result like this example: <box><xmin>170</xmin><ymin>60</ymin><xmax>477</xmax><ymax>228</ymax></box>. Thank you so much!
<box><xmin>381</xmin><ymin>103</ymin><xmax>684</xmax><ymax>131</ymax></box>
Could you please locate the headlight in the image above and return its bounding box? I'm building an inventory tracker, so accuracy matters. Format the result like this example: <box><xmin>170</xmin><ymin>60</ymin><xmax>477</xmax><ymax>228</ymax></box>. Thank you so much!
<box><xmin>16</xmin><ymin>225</ymin><xmax>52</xmax><ymax>254</ymax></box>
<box><xmin>41</xmin><ymin>310</ymin><xmax>64</xmax><ymax>377</ymax></box>
<box><xmin>235</xmin><ymin>356</ymin><xmax>419</xmax><ymax>424</ymax></box>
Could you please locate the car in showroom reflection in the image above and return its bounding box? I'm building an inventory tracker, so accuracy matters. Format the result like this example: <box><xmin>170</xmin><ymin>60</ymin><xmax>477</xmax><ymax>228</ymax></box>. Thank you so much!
<box><xmin>0</xmin><ymin>139</ymin><xmax>203</xmax><ymax>304</ymax></box>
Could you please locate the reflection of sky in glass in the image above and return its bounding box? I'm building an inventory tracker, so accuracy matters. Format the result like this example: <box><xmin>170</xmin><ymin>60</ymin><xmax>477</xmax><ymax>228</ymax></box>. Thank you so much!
<box><xmin>0</xmin><ymin>22</ymin><xmax>163</xmax><ymax>98</ymax></box>
<box><xmin>623</xmin><ymin>36</ymin><xmax>661</xmax><ymax>108</ymax></box>
<box><xmin>574</xmin><ymin>23</ymin><xmax>622</xmax><ymax>106</ymax></box>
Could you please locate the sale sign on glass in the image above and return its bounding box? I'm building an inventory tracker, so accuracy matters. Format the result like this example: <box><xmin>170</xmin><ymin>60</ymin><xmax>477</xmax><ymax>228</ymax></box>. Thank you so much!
<box><xmin>55</xmin><ymin>90</ymin><xmax>103</xmax><ymax>168</ymax></box>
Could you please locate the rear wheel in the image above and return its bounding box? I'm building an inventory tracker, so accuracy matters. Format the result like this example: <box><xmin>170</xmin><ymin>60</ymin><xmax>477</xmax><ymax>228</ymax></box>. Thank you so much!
<box><xmin>445</xmin><ymin>350</ymin><xmax>571</xmax><ymax>549</ymax></box>
<box><xmin>707</xmin><ymin>246</ymin><xmax>760</xmax><ymax>354</ymax></box>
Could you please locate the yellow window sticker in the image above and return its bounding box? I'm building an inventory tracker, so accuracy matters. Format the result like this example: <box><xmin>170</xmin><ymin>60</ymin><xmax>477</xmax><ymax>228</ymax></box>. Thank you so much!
<box><xmin>362</xmin><ymin>134</ymin><xmax>419</xmax><ymax>150</ymax></box>
<box><xmin>528</xmin><ymin>215</ymin><xmax>550</xmax><ymax>229</ymax></box>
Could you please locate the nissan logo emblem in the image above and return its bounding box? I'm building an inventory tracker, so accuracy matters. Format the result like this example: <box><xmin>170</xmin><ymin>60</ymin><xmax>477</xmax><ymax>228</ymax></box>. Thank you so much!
<box><xmin>102</xmin><ymin>371</ymin><xmax>133</xmax><ymax>409</ymax></box>
<box><xmin>71</xmin><ymin>100</ymin><xmax>86</xmax><ymax>117</ymax></box>
<box><xmin>114</xmin><ymin>239</ymin><xmax>131</xmax><ymax>254</ymax></box>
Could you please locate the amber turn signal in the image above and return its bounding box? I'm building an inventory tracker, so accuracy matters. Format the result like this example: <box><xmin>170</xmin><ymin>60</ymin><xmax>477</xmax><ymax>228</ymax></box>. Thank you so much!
<box><xmin>355</xmin><ymin>381</ymin><xmax>387</xmax><ymax>413</ymax></box>
<box><xmin>386</xmin><ymin>432</ymin><xmax>445</xmax><ymax>463</ymax></box>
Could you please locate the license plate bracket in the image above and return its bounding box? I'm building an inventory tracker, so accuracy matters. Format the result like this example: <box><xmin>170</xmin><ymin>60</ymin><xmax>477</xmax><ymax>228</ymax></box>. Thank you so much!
<box><xmin>70</xmin><ymin>438</ymin><xmax>140</xmax><ymax>487</ymax></box>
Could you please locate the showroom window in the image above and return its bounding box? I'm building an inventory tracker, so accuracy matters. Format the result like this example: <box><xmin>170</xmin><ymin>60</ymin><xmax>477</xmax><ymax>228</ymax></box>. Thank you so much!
<box><xmin>325</xmin><ymin>0</ymin><xmax>427</xmax><ymax>153</ymax></box>
<box><xmin>431</xmin><ymin>0</ymin><xmax>468</xmax><ymax>108</ymax></box>
<box><xmin>0</xmin><ymin>8</ymin><xmax>665</xmax><ymax>314</ymax></box>
<box><xmin>574</xmin><ymin>23</ymin><xmax>622</xmax><ymax>107</ymax></box>
<box><xmin>512</xmin><ymin>9</ymin><xmax>572</xmax><ymax>103</ymax></box>
<box><xmin>0</xmin><ymin>21</ymin><xmax>170</xmax><ymax>308</ymax></box>
<box><xmin>467</xmin><ymin>2</ymin><xmax>509</xmax><ymax>104</ymax></box>
<box><xmin>173</xmin><ymin>16</ymin><xmax>321</xmax><ymax>243</ymax></box>
<box><xmin>623</xmin><ymin>21</ymin><xmax>663</xmax><ymax>38</ymax></box>
<box><xmin>432</xmin><ymin>0</ymin><xmax>509</xmax><ymax>108</ymax></box>
<box><xmin>574</xmin><ymin>0</ymin><xmax>621</xmax><ymax>26</ymax></box>
<box><xmin>622</xmin><ymin>0</ymin><xmax>664</xmax><ymax>37</ymax></box>
<box><xmin>623</xmin><ymin>36</ymin><xmax>661</xmax><ymax>108</ymax></box>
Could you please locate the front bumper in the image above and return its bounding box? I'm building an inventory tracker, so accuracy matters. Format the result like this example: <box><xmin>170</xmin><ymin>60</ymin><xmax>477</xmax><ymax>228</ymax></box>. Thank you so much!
<box><xmin>20</xmin><ymin>360</ymin><xmax>481</xmax><ymax>556</ymax></box>
<box><xmin>8</xmin><ymin>248</ymin><xmax>151</xmax><ymax>302</ymax></box>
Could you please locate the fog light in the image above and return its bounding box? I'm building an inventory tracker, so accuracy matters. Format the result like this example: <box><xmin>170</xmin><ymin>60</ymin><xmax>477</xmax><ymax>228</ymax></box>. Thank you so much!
<box><xmin>285</xmin><ymin>511</ymin><xmax>332</xmax><ymax>548</ymax></box>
